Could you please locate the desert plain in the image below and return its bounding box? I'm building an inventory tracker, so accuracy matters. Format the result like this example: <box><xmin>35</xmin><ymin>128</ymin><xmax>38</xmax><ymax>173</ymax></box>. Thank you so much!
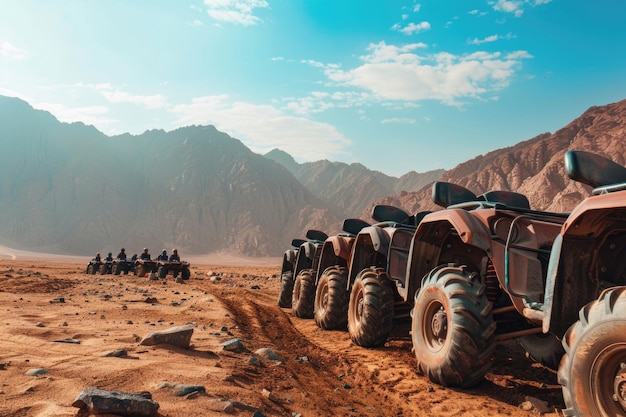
<box><xmin>0</xmin><ymin>251</ymin><xmax>566</xmax><ymax>417</ymax></box>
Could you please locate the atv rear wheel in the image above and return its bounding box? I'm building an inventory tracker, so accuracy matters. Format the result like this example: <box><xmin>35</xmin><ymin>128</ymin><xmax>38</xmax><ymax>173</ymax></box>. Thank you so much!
<box><xmin>347</xmin><ymin>267</ymin><xmax>394</xmax><ymax>347</ymax></box>
<box><xmin>136</xmin><ymin>265</ymin><xmax>146</xmax><ymax>277</ymax></box>
<box><xmin>112</xmin><ymin>264</ymin><xmax>121</xmax><ymax>275</ymax></box>
<box><xmin>315</xmin><ymin>266</ymin><xmax>348</xmax><ymax>330</ymax></box>
<box><xmin>181</xmin><ymin>268</ymin><xmax>190</xmax><ymax>280</ymax></box>
<box><xmin>278</xmin><ymin>271</ymin><xmax>294</xmax><ymax>308</ymax></box>
<box><xmin>292</xmin><ymin>269</ymin><xmax>315</xmax><ymax>318</ymax></box>
<box><xmin>411</xmin><ymin>264</ymin><xmax>495</xmax><ymax>388</ymax></box>
<box><xmin>86</xmin><ymin>264</ymin><xmax>95</xmax><ymax>274</ymax></box>
<box><xmin>559</xmin><ymin>287</ymin><xmax>626</xmax><ymax>417</ymax></box>
<box><xmin>519</xmin><ymin>332</ymin><xmax>564</xmax><ymax>371</ymax></box>
<box><xmin>158</xmin><ymin>266</ymin><xmax>167</xmax><ymax>279</ymax></box>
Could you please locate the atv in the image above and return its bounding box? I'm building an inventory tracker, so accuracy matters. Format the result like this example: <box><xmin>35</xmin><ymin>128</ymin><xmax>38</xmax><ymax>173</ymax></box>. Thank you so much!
<box><xmin>156</xmin><ymin>260</ymin><xmax>191</xmax><ymax>280</ymax></box>
<box><xmin>311</xmin><ymin>218</ymin><xmax>370</xmax><ymax>330</ymax></box>
<box><xmin>135</xmin><ymin>258</ymin><xmax>158</xmax><ymax>277</ymax></box>
<box><xmin>289</xmin><ymin>229</ymin><xmax>328</xmax><ymax>318</ymax></box>
<box><xmin>85</xmin><ymin>258</ymin><xmax>101</xmax><ymax>275</ymax></box>
<box><xmin>277</xmin><ymin>238</ymin><xmax>306</xmax><ymax>308</ymax></box>
<box><xmin>111</xmin><ymin>259</ymin><xmax>134</xmax><ymax>275</ymax></box>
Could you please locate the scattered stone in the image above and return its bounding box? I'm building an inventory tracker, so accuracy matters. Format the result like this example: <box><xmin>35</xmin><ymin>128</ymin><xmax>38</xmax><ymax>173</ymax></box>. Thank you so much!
<box><xmin>50</xmin><ymin>297</ymin><xmax>65</xmax><ymax>303</ymax></box>
<box><xmin>251</xmin><ymin>285</ymin><xmax>260</xmax><ymax>290</ymax></box>
<box><xmin>0</xmin><ymin>361</ymin><xmax>9</xmax><ymax>370</ymax></box>
<box><xmin>520</xmin><ymin>396</ymin><xmax>551</xmax><ymax>414</ymax></box>
<box><xmin>103</xmin><ymin>349</ymin><xmax>128</xmax><ymax>357</ymax></box>
<box><xmin>427</xmin><ymin>385</ymin><xmax>435</xmax><ymax>392</ymax></box>
<box><xmin>295</xmin><ymin>356</ymin><xmax>309</xmax><ymax>362</ymax></box>
<box><xmin>144</xmin><ymin>297</ymin><xmax>158</xmax><ymax>304</ymax></box>
<box><xmin>175</xmin><ymin>276</ymin><xmax>184</xmax><ymax>284</ymax></box>
<box><xmin>72</xmin><ymin>387</ymin><xmax>159</xmax><ymax>416</ymax></box>
<box><xmin>24</xmin><ymin>368</ymin><xmax>48</xmax><ymax>376</ymax></box>
<box><xmin>160</xmin><ymin>382</ymin><xmax>206</xmax><ymax>397</ymax></box>
<box><xmin>209</xmin><ymin>276</ymin><xmax>221</xmax><ymax>282</ymax></box>
<box><xmin>53</xmin><ymin>338</ymin><xmax>81</xmax><ymax>344</ymax></box>
<box><xmin>221</xmin><ymin>338</ymin><xmax>244</xmax><ymax>353</ymax></box>
<box><xmin>62</xmin><ymin>322</ymin><xmax>68</xmax><ymax>326</ymax></box>
<box><xmin>343</xmin><ymin>383</ymin><xmax>351</xmax><ymax>389</ymax></box>
<box><xmin>122</xmin><ymin>305</ymin><xmax>128</xmax><ymax>310</ymax></box>
<box><xmin>261</xmin><ymin>388</ymin><xmax>280</xmax><ymax>403</ymax></box>
<box><xmin>220</xmin><ymin>326</ymin><xmax>229</xmax><ymax>332</ymax></box>
<box><xmin>254</xmin><ymin>348</ymin><xmax>282</xmax><ymax>362</ymax></box>
<box><xmin>204</xmin><ymin>398</ymin><xmax>235</xmax><ymax>413</ymax></box>
<box><xmin>127</xmin><ymin>320</ymin><xmax>133</xmax><ymax>325</ymax></box>
<box><xmin>252</xmin><ymin>411</ymin><xmax>267</xmax><ymax>417</ymax></box>
<box><xmin>139</xmin><ymin>324</ymin><xmax>195</xmax><ymax>348</ymax></box>
<box><xmin>35</xmin><ymin>322</ymin><xmax>45</xmax><ymax>328</ymax></box>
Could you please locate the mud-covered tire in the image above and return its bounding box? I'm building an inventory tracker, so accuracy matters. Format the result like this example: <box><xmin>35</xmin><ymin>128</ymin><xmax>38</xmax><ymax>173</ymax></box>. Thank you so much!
<box><xmin>158</xmin><ymin>266</ymin><xmax>167</xmax><ymax>279</ymax></box>
<box><xmin>558</xmin><ymin>287</ymin><xmax>626</xmax><ymax>417</ymax></box>
<box><xmin>278</xmin><ymin>272</ymin><xmax>294</xmax><ymax>308</ymax></box>
<box><xmin>315</xmin><ymin>266</ymin><xmax>349</xmax><ymax>330</ymax></box>
<box><xmin>519</xmin><ymin>332</ymin><xmax>564</xmax><ymax>371</ymax></box>
<box><xmin>112</xmin><ymin>264</ymin><xmax>121</xmax><ymax>275</ymax></box>
<box><xmin>181</xmin><ymin>268</ymin><xmax>190</xmax><ymax>280</ymax></box>
<box><xmin>411</xmin><ymin>264</ymin><xmax>495</xmax><ymax>388</ymax></box>
<box><xmin>347</xmin><ymin>267</ymin><xmax>394</xmax><ymax>347</ymax></box>
<box><xmin>86</xmin><ymin>264</ymin><xmax>94</xmax><ymax>274</ymax></box>
<box><xmin>99</xmin><ymin>264</ymin><xmax>107</xmax><ymax>275</ymax></box>
<box><xmin>292</xmin><ymin>269</ymin><xmax>315</xmax><ymax>318</ymax></box>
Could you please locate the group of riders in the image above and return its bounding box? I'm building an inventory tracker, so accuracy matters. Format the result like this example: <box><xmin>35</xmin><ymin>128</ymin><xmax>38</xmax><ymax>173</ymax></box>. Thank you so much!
<box><xmin>93</xmin><ymin>248</ymin><xmax>181</xmax><ymax>264</ymax></box>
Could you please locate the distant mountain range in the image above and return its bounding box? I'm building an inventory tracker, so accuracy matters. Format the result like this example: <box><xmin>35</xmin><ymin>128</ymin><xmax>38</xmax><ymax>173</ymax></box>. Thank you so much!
<box><xmin>0</xmin><ymin>94</ymin><xmax>624</xmax><ymax>257</ymax></box>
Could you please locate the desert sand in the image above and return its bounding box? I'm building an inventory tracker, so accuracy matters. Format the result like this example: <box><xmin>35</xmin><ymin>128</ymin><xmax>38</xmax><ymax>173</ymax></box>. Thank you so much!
<box><xmin>0</xmin><ymin>254</ymin><xmax>565</xmax><ymax>417</ymax></box>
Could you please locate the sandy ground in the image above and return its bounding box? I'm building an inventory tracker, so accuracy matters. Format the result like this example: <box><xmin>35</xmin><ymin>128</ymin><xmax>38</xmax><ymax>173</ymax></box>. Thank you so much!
<box><xmin>0</xmin><ymin>257</ymin><xmax>566</xmax><ymax>417</ymax></box>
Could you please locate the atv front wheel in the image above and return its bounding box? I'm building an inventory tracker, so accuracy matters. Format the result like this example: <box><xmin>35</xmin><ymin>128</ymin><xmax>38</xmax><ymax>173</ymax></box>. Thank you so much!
<box><xmin>277</xmin><ymin>271</ymin><xmax>294</xmax><ymax>308</ymax></box>
<box><xmin>347</xmin><ymin>267</ymin><xmax>394</xmax><ymax>347</ymax></box>
<box><xmin>181</xmin><ymin>268</ymin><xmax>190</xmax><ymax>280</ymax></box>
<box><xmin>559</xmin><ymin>287</ymin><xmax>626</xmax><ymax>416</ymax></box>
<box><xmin>315</xmin><ymin>266</ymin><xmax>348</xmax><ymax>330</ymax></box>
<box><xmin>411</xmin><ymin>264</ymin><xmax>495</xmax><ymax>388</ymax></box>
<box><xmin>292</xmin><ymin>269</ymin><xmax>315</xmax><ymax>318</ymax></box>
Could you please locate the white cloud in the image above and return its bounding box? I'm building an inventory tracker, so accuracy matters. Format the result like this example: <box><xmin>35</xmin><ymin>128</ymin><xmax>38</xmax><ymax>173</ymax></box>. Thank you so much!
<box><xmin>203</xmin><ymin>0</ymin><xmax>269</xmax><ymax>26</ymax></box>
<box><xmin>392</xmin><ymin>21</ymin><xmax>431</xmax><ymax>35</ymax></box>
<box><xmin>0</xmin><ymin>41</ymin><xmax>26</xmax><ymax>59</ymax></box>
<box><xmin>190</xmin><ymin>19</ymin><xmax>203</xmax><ymax>27</ymax></box>
<box><xmin>324</xmin><ymin>41</ymin><xmax>531</xmax><ymax>105</ymax></box>
<box><xmin>381</xmin><ymin>118</ymin><xmax>417</xmax><ymax>124</ymax></box>
<box><xmin>468</xmin><ymin>33</ymin><xmax>514</xmax><ymax>45</ymax></box>
<box><xmin>413</xmin><ymin>4</ymin><xmax>421</xmax><ymax>12</ymax></box>
<box><xmin>99</xmin><ymin>89</ymin><xmax>168</xmax><ymax>109</ymax></box>
<box><xmin>170</xmin><ymin>95</ymin><xmax>351</xmax><ymax>161</ymax></box>
<box><xmin>492</xmin><ymin>0</ymin><xmax>524</xmax><ymax>17</ymax></box>
<box><xmin>33</xmin><ymin>101</ymin><xmax>118</xmax><ymax>128</ymax></box>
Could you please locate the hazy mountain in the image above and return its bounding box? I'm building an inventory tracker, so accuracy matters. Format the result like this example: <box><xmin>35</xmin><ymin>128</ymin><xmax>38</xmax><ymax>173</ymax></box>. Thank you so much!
<box><xmin>371</xmin><ymin>99</ymin><xmax>626</xmax><ymax>216</ymax></box>
<box><xmin>0</xmin><ymin>95</ymin><xmax>340</xmax><ymax>257</ymax></box>
<box><xmin>264</xmin><ymin>150</ymin><xmax>444</xmax><ymax>217</ymax></box>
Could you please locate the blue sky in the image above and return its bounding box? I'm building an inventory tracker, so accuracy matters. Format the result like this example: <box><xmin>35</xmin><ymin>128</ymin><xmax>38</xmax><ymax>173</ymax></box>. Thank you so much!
<box><xmin>1</xmin><ymin>1</ymin><xmax>625</xmax><ymax>176</ymax></box>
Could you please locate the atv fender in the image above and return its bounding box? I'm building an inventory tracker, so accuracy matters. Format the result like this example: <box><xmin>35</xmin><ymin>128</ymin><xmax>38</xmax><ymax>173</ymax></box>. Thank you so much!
<box><xmin>347</xmin><ymin>226</ymin><xmax>391</xmax><ymax>286</ymax></box>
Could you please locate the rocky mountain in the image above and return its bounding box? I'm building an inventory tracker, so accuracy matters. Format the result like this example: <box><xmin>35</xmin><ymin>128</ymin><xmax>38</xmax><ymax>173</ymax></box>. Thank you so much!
<box><xmin>371</xmin><ymin>99</ymin><xmax>626</xmax><ymax>216</ymax></box>
<box><xmin>0</xmin><ymin>96</ymin><xmax>341</xmax><ymax>257</ymax></box>
<box><xmin>264</xmin><ymin>149</ymin><xmax>444</xmax><ymax>217</ymax></box>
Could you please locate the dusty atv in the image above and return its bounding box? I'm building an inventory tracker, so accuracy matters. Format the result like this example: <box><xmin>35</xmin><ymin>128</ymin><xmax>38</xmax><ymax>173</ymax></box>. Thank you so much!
<box><xmin>345</xmin><ymin>204</ymin><xmax>429</xmax><ymax>347</ymax></box>
<box><xmin>405</xmin><ymin>149</ymin><xmax>626</xmax><ymax>408</ymax></box>
<box><xmin>277</xmin><ymin>238</ymin><xmax>306</xmax><ymax>308</ymax></box>
<box><xmin>156</xmin><ymin>260</ymin><xmax>191</xmax><ymax>280</ymax></box>
<box><xmin>289</xmin><ymin>229</ymin><xmax>328</xmax><ymax>318</ymax></box>
<box><xmin>85</xmin><ymin>258</ymin><xmax>100</xmax><ymax>275</ymax></box>
<box><xmin>135</xmin><ymin>258</ymin><xmax>158</xmax><ymax>277</ymax></box>
<box><xmin>99</xmin><ymin>259</ymin><xmax>114</xmax><ymax>274</ymax></box>
<box><xmin>311</xmin><ymin>218</ymin><xmax>370</xmax><ymax>330</ymax></box>
<box><xmin>111</xmin><ymin>259</ymin><xmax>134</xmax><ymax>275</ymax></box>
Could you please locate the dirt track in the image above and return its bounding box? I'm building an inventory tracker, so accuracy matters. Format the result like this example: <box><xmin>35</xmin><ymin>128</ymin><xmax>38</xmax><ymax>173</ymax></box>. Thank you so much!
<box><xmin>0</xmin><ymin>260</ymin><xmax>564</xmax><ymax>416</ymax></box>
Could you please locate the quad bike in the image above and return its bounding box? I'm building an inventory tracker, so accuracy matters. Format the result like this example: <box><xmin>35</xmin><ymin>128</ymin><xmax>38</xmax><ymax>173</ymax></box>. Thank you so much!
<box><xmin>405</xmin><ymin>149</ymin><xmax>626</xmax><ymax>413</ymax></box>
<box><xmin>277</xmin><ymin>238</ymin><xmax>306</xmax><ymax>308</ymax></box>
<box><xmin>156</xmin><ymin>260</ymin><xmax>191</xmax><ymax>280</ymax></box>
<box><xmin>85</xmin><ymin>258</ymin><xmax>101</xmax><ymax>275</ymax></box>
<box><xmin>289</xmin><ymin>229</ymin><xmax>328</xmax><ymax>318</ymax></box>
<box><xmin>311</xmin><ymin>218</ymin><xmax>370</xmax><ymax>330</ymax></box>
<box><xmin>99</xmin><ymin>259</ymin><xmax>114</xmax><ymax>274</ymax></box>
<box><xmin>135</xmin><ymin>258</ymin><xmax>158</xmax><ymax>277</ymax></box>
<box><xmin>112</xmin><ymin>259</ymin><xmax>134</xmax><ymax>275</ymax></box>
<box><xmin>345</xmin><ymin>204</ymin><xmax>431</xmax><ymax>347</ymax></box>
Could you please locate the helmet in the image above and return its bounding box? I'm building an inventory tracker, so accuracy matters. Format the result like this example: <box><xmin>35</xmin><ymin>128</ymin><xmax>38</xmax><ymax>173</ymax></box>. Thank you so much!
<box><xmin>162</xmin><ymin>249</ymin><xmax>167</xmax><ymax>254</ymax></box>
<box><xmin>143</xmin><ymin>248</ymin><xmax>148</xmax><ymax>252</ymax></box>
<box><xmin>121</xmin><ymin>248</ymin><xmax>125</xmax><ymax>252</ymax></box>
<box><xmin>108</xmin><ymin>252</ymin><xmax>112</xmax><ymax>257</ymax></box>
<box><xmin>173</xmin><ymin>249</ymin><xmax>178</xmax><ymax>253</ymax></box>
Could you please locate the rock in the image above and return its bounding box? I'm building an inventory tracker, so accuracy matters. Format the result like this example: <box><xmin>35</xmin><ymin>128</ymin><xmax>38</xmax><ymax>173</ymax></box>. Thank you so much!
<box><xmin>72</xmin><ymin>387</ymin><xmax>159</xmax><ymax>416</ymax></box>
<box><xmin>261</xmin><ymin>388</ymin><xmax>280</xmax><ymax>403</ymax></box>
<box><xmin>159</xmin><ymin>382</ymin><xmax>205</xmax><ymax>397</ymax></box>
<box><xmin>521</xmin><ymin>396</ymin><xmax>552</xmax><ymax>414</ymax></box>
<box><xmin>221</xmin><ymin>338</ymin><xmax>244</xmax><ymax>353</ymax></box>
<box><xmin>139</xmin><ymin>324</ymin><xmax>195</xmax><ymax>348</ymax></box>
<box><xmin>144</xmin><ymin>297</ymin><xmax>158</xmax><ymax>304</ymax></box>
<box><xmin>209</xmin><ymin>275</ymin><xmax>221</xmax><ymax>282</ymax></box>
<box><xmin>252</xmin><ymin>411</ymin><xmax>267</xmax><ymax>417</ymax></box>
<box><xmin>248</xmin><ymin>356</ymin><xmax>262</xmax><ymax>366</ymax></box>
<box><xmin>103</xmin><ymin>349</ymin><xmax>128</xmax><ymax>357</ymax></box>
<box><xmin>254</xmin><ymin>348</ymin><xmax>282</xmax><ymax>362</ymax></box>
<box><xmin>35</xmin><ymin>322</ymin><xmax>45</xmax><ymax>328</ymax></box>
<box><xmin>24</xmin><ymin>368</ymin><xmax>47</xmax><ymax>376</ymax></box>
<box><xmin>53</xmin><ymin>338</ymin><xmax>81</xmax><ymax>344</ymax></box>
<box><xmin>50</xmin><ymin>297</ymin><xmax>65</xmax><ymax>303</ymax></box>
